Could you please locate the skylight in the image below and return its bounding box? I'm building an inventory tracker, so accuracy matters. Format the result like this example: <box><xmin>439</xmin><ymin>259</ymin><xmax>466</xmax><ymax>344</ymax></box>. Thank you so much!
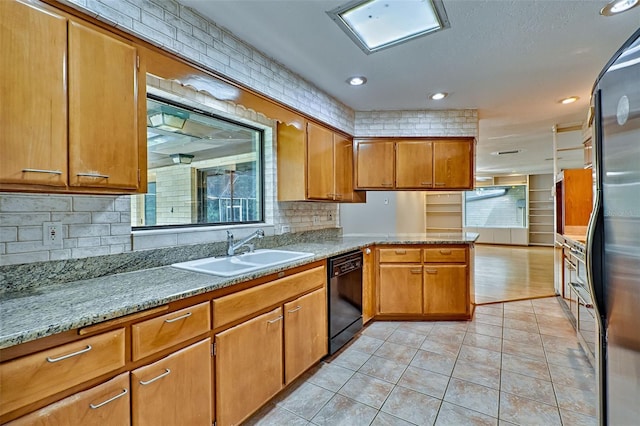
<box><xmin>327</xmin><ymin>0</ymin><xmax>450</xmax><ymax>54</ymax></box>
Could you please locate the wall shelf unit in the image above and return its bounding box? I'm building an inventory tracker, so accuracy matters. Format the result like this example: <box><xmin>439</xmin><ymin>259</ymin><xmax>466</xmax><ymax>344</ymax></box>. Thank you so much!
<box><xmin>528</xmin><ymin>174</ymin><xmax>554</xmax><ymax>246</ymax></box>
<box><xmin>425</xmin><ymin>192</ymin><xmax>463</xmax><ymax>233</ymax></box>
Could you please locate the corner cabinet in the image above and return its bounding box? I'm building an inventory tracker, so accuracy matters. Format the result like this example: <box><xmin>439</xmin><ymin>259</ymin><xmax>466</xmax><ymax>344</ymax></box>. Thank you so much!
<box><xmin>0</xmin><ymin>0</ymin><xmax>146</xmax><ymax>194</ymax></box>
<box><xmin>277</xmin><ymin>121</ymin><xmax>365</xmax><ymax>202</ymax></box>
<box><xmin>354</xmin><ymin>137</ymin><xmax>475</xmax><ymax>190</ymax></box>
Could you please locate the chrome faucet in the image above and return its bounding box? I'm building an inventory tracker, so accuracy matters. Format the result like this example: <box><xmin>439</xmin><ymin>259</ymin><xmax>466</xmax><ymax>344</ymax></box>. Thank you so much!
<box><xmin>226</xmin><ymin>229</ymin><xmax>264</xmax><ymax>256</ymax></box>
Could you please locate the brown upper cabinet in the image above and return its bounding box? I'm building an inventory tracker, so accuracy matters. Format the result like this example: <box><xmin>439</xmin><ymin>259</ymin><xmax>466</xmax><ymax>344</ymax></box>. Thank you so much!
<box><xmin>0</xmin><ymin>0</ymin><xmax>146</xmax><ymax>194</ymax></box>
<box><xmin>277</xmin><ymin>121</ymin><xmax>365</xmax><ymax>202</ymax></box>
<box><xmin>354</xmin><ymin>137</ymin><xmax>475</xmax><ymax>190</ymax></box>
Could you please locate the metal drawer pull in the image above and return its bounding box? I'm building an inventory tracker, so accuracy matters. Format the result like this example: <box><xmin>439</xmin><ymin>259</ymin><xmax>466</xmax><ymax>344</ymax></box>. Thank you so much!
<box><xmin>164</xmin><ymin>312</ymin><xmax>192</xmax><ymax>323</ymax></box>
<box><xmin>89</xmin><ymin>388</ymin><xmax>128</xmax><ymax>409</ymax></box>
<box><xmin>288</xmin><ymin>306</ymin><xmax>302</xmax><ymax>313</ymax></box>
<box><xmin>77</xmin><ymin>173</ymin><xmax>109</xmax><ymax>179</ymax></box>
<box><xmin>46</xmin><ymin>345</ymin><xmax>92</xmax><ymax>363</ymax></box>
<box><xmin>420</xmin><ymin>182</ymin><xmax>431</xmax><ymax>185</ymax></box>
<box><xmin>267</xmin><ymin>316</ymin><xmax>283</xmax><ymax>324</ymax></box>
<box><xmin>395</xmin><ymin>250</ymin><xmax>406</xmax><ymax>255</ymax></box>
<box><xmin>439</xmin><ymin>250</ymin><xmax>452</xmax><ymax>255</ymax></box>
<box><xmin>410</xmin><ymin>269</ymin><xmax>422</xmax><ymax>274</ymax></box>
<box><xmin>22</xmin><ymin>168</ymin><xmax>63</xmax><ymax>175</ymax></box>
<box><xmin>381</xmin><ymin>183</ymin><xmax>393</xmax><ymax>186</ymax></box>
<box><xmin>425</xmin><ymin>269</ymin><xmax>438</xmax><ymax>274</ymax></box>
<box><xmin>139</xmin><ymin>369</ymin><xmax>171</xmax><ymax>385</ymax></box>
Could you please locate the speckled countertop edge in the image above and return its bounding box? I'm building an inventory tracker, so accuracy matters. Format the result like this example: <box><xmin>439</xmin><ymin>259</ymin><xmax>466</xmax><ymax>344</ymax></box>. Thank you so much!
<box><xmin>0</xmin><ymin>233</ymin><xmax>478</xmax><ymax>349</ymax></box>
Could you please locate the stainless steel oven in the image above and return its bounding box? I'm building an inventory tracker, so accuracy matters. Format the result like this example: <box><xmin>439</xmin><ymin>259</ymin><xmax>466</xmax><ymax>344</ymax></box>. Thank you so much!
<box><xmin>328</xmin><ymin>250</ymin><xmax>363</xmax><ymax>355</ymax></box>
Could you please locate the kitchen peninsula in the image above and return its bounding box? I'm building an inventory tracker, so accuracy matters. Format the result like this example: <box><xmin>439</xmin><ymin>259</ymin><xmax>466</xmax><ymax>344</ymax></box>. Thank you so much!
<box><xmin>0</xmin><ymin>231</ymin><xmax>477</xmax><ymax>425</ymax></box>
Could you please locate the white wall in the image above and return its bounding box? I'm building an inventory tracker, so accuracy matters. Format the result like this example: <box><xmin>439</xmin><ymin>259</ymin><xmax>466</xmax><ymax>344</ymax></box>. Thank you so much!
<box><xmin>340</xmin><ymin>192</ymin><xmax>397</xmax><ymax>236</ymax></box>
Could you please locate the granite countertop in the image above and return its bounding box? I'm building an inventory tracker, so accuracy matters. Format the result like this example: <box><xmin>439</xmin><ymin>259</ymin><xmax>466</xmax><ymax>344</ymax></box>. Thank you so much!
<box><xmin>0</xmin><ymin>233</ymin><xmax>478</xmax><ymax>349</ymax></box>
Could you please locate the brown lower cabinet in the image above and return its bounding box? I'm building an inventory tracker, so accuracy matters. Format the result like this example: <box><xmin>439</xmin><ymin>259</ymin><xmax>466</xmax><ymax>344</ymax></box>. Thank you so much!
<box><xmin>423</xmin><ymin>265</ymin><xmax>468</xmax><ymax>315</ymax></box>
<box><xmin>378</xmin><ymin>265</ymin><xmax>423</xmax><ymax>314</ymax></box>
<box><xmin>215</xmin><ymin>286</ymin><xmax>328</xmax><ymax>425</ymax></box>
<box><xmin>131</xmin><ymin>338</ymin><xmax>212</xmax><ymax>426</ymax></box>
<box><xmin>215</xmin><ymin>308</ymin><xmax>284</xmax><ymax>426</ymax></box>
<box><xmin>6</xmin><ymin>372</ymin><xmax>130</xmax><ymax>426</ymax></box>
<box><xmin>376</xmin><ymin>245</ymin><xmax>473</xmax><ymax>319</ymax></box>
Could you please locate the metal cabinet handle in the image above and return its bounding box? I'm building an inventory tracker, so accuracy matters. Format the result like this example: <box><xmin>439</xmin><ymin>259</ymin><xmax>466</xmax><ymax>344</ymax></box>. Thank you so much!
<box><xmin>395</xmin><ymin>250</ymin><xmax>406</xmax><ymax>255</ymax></box>
<box><xmin>439</xmin><ymin>249</ymin><xmax>452</xmax><ymax>255</ymax></box>
<box><xmin>288</xmin><ymin>306</ymin><xmax>302</xmax><ymax>313</ymax></box>
<box><xmin>22</xmin><ymin>168</ymin><xmax>63</xmax><ymax>175</ymax></box>
<box><xmin>89</xmin><ymin>388</ymin><xmax>128</xmax><ymax>409</ymax></box>
<box><xmin>410</xmin><ymin>269</ymin><xmax>422</xmax><ymax>274</ymax></box>
<box><xmin>434</xmin><ymin>182</ymin><xmax>446</xmax><ymax>186</ymax></box>
<box><xmin>425</xmin><ymin>269</ymin><xmax>438</xmax><ymax>274</ymax></box>
<box><xmin>381</xmin><ymin>183</ymin><xmax>393</xmax><ymax>187</ymax></box>
<box><xmin>365</xmin><ymin>248</ymin><xmax>371</xmax><ymax>255</ymax></box>
<box><xmin>420</xmin><ymin>182</ymin><xmax>432</xmax><ymax>185</ymax></box>
<box><xmin>267</xmin><ymin>316</ymin><xmax>283</xmax><ymax>324</ymax></box>
<box><xmin>164</xmin><ymin>312</ymin><xmax>192</xmax><ymax>323</ymax></box>
<box><xmin>327</xmin><ymin>193</ymin><xmax>335</xmax><ymax>197</ymax></box>
<box><xmin>77</xmin><ymin>173</ymin><xmax>109</xmax><ymax>179</ymax></box>
<box><xmin>334</xmin><ymin>194</ymin><xmax>343</xmax><ymax>199</ymax></box>
<box><xmin>47</xmin><ymin>345</ymin><xmax>92</xmax><ymax>363</ymax></box>
<box><xmin>139</xmin><ymin>369</ymin><xmax>171</xmax><ymax>385</ymax></box>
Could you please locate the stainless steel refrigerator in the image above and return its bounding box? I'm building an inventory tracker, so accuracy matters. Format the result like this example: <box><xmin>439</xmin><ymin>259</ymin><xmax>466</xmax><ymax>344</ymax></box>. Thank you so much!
<box><xmin>587</xmin><ymin>27</ymin><xmax>640</xmax><ymax>425</ymax></box>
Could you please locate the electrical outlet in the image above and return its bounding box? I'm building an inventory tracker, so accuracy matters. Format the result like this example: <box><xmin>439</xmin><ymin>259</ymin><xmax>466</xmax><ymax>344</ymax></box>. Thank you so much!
<box><xmin>43</xmin><ymin>222</ymin><xmax>63</xmax><ymax>248</ymax></box>
<box><xmin>313</xmin><ymin>216</ymin><xmax>319</xmax><ymax>225</ymax></box>
<box><xmin>281</xmin><ymin>225</ymin><xmax>291</xmax><ymax>234</ymax></box>
<box><xmin>327</xmin><ymin>212</ymin><xmax>333</xmax><ymax>221</ymax></box>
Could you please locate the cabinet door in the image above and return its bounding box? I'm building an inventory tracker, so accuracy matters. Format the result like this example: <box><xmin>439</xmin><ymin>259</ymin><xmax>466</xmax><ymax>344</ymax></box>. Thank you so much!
<box><xmin>284</xmin><ymin>288</ymin><xmax>328</xmax><ymax>384</ymax></box>
<box><xmin>131</xmin><ymin>338</ymin><xmax>212</xmax><ymax>426</ymax></box>
<box><xmin>378</xmin><ymin>265</ymin><xmax>423</xmax><ymax>314</ymax></box>
<box><xmin>306</xmin><ymin>122</ymin><xmax>334</xmax><ymax>200</ymax></box>
<box><xmin>68</xmin><ymin>20</ymin><xmax>140</xmax><ymax>190</ymax></box>
<box><xmin>334</xmin><ymin>134</ymin><xmax>354</xmax><ymax>201</ymax></box>
<box><xmin>215</xmin><ymin>307</ymin><xmax>283</xmax><ymax>426</ymax></box>
<box><xmin>0</xmin><ymin>0</ymin><xmax>67</xmax><ymax>187</ymax></box>
<box><xmin>355</xmin><ymin>141</ymin><xmax>394</xmax><ymax>189</ymax></box>
<box><xmin>362</xmin><ymin>247</ymin><xmax>375</xmax><ymax>323</ymax></box>
<box><xmin>7</xmin><ymin>373</ymin><xmax>130</xmax><ymax>426</ymax></box>
<box><xmin>433</xmin><ymin>140</ymin><xmax>473</xmax><ymax>189</ymax></box>
<box><xmin>423</xmin><ymin>265</ymin><xmax>468</xmax><ymax>314</ymax></box>
<box><xmin>395</xmin><ymin>140</ymin><xmax>433</xmax><ymax>189</ymax></box>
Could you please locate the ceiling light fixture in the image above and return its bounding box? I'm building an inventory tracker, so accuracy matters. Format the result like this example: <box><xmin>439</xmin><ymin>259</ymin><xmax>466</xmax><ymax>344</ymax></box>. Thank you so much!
<box><xmin>560</xmin><ymin>96</ymin><xmax>579</xmax><ymax>104</ymax></box>
<box><xmin>149</xmin><ymin>112</ymin><xmax>187</xmax><ymax>132</ymax></box>
<box><xmin>600</xmin><ymin>0</ymin><xmax>639</xmax><ymax>16</ymax></box>
<box><xmin>347</xmin><ymin>76</ymin><xmax>367</xmax><ymax>86</ymax></box>
<box><xmin>170</xmin><ymin>153</ymin><xmax>194</xmax><ymax>164</ymax></box>
<box><xmin>327</xmin><ymin>0</ymin><xmax>450</xmax><ymax>54</ymax></box>
<box><xmin>429</xmin><ymin>92</ymin><xmax>448</xmax><ymax>100</ymax></box>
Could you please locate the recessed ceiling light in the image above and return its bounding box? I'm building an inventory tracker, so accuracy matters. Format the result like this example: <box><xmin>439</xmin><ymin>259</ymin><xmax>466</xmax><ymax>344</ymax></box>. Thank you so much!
<box><xmin>347</xmin><ymin>76</ymin><xmax>367</xmax><ymax>86</ymax></box>
<box><xmin>560</xmin><ymin>96</ymin><xmax>579</xmax><ymax>105</ymax></box>
<box><xmin>429</xmin><ymin>92</ymin><xmax>448</xmax><ymax>100</ymax></box>
<box><xmin>600</xmin><ymin>0</ymin><xmax>639</xmax><ymax>16</ymax></box>
<box><xmin>327</xmin><ymin>0</ymin><xmax>450</xmax><ymax>54</ymax></box>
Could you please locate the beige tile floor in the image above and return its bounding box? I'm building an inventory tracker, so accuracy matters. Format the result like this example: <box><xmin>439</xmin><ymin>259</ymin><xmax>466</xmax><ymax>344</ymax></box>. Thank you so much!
<box><xmin>245</xmin><ymin>297</ymin><xmax>597</xmax><ymax>426</ymax></box>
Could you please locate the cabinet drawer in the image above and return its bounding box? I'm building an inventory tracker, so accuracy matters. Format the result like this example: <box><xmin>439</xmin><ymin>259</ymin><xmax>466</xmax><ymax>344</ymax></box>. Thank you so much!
<box><xmin>423</xmin><ymin>247</ymin><xmax>467</xmax><ymax>263</ymax></box>
<box><xmin>0</xmin><ymin>329</ymin><xmax>125</xmax><ymax>417</ymax></box>
<box><xmin>213</xmin><ymin>266</ymin><xmax>325</xmax><ymax>329</ymax></box>
<box><xmin>378</xmin><ymin>248</ymin><xmax>422</xmax><ymax>263</ymax></box>
<box><xmin>7</xmin><ymin>372</ymin><xmax>130</xmax><ymax>426</ymax></box>
<box><xmin>132</xmin><ymin>302</ymin><xmax>210</xmax><ymax>361</ymax></box>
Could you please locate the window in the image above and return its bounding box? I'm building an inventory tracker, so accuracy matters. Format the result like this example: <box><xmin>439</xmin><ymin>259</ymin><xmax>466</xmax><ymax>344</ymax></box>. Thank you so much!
<box><xmin>131</xmin><ymin>96</ymin><xmax>263</xmax><ymax>229</ymax></box>
<box><xmin>464</xmin><ymin>185</ymin><xmax>527</xmax><ymax>228</ymax></box>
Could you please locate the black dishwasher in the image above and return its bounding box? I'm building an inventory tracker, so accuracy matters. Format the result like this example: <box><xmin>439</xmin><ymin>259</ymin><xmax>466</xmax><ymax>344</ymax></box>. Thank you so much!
<box><xmin>328</xmin><ymin>250</ymin><xmax>363</xmax><ymax>355</ymax></box>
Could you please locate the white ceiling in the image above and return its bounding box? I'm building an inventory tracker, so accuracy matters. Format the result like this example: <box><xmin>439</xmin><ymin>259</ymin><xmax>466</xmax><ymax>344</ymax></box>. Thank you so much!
<box><xmin>177</xmin><ymin>0</ymin><xmax>639</xmax><ymax>176</ymax></box>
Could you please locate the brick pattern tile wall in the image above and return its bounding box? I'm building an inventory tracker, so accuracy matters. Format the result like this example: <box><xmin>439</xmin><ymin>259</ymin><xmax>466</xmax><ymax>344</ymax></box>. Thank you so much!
<box><xmin>354</xmin><ymin>110</ymin><xmax>478</xmax><ymax>137</ymax></box>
